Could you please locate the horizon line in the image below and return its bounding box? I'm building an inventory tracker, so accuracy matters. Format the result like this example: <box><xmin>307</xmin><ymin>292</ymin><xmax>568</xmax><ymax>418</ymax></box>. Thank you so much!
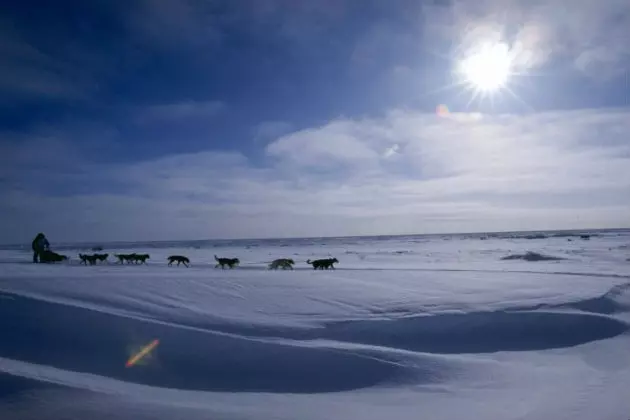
<box><xmin>2</xmin><ymin>226</ymin><xmax>629</xmax><ymax>248</ymax></box>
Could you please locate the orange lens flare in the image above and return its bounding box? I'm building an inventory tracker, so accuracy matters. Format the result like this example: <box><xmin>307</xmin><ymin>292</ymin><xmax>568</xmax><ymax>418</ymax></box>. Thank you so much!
<box><xmin>126</xmin><ymin>339</ymin><xmax>159</xmax><ymax>368</ymax></box>
<box><xmin>436</xmin><ymin>104</ymin><xmax>449</xmax><ymax>117</ymax></box>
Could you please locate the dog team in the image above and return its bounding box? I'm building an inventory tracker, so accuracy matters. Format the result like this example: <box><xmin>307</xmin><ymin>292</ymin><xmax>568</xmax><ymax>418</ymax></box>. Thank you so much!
<box><xmin>31</xmin><ymin>234</ymin><xmax>338</xmax><ymax>270</ymax></box>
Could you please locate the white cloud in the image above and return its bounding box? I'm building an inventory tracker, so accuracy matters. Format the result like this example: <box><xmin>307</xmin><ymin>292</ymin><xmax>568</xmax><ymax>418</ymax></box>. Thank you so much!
<box><xmin>383</xmin><ymin>144</ymin><xmax>399</xmax><ymax>158</ymax></box>
<box><xmin>2</xmin><ymin>107</ymin><xmax>630</xmax><ymax>243</ymax></box>
<box><xmin>266</xmin><ymin>120</ymin><xmax>387</xmax><ymax>171</ymax></box>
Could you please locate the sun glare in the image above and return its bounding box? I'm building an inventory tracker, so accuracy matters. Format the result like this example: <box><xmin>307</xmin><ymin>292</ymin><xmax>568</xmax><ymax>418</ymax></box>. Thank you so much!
<box><xmin>459</xmin><ymin>42</ymin><xmax>512</xmax><ymax>93</ymax></box>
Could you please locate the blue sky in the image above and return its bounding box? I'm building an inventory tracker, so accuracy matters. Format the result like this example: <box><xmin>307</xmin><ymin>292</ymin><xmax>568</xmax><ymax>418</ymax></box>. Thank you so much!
<box><xmin>1</xmin><ymin>0</ymin><xmax>629</xmax><ymax>243</ymax></box>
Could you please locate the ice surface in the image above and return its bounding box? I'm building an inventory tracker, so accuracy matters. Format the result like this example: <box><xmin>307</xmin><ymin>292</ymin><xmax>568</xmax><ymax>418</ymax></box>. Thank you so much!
<box><xmin>0</xmin><ymin>230</ymin><xmax>629</xmax><ymax>419</ymax></box>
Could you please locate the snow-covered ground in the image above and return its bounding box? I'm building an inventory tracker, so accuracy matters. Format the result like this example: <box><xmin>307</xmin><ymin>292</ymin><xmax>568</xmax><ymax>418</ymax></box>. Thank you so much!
<box><xmin>1</xmin><ymin>230</ymin><xmax>629</xmax><ymax>420</ymax></box>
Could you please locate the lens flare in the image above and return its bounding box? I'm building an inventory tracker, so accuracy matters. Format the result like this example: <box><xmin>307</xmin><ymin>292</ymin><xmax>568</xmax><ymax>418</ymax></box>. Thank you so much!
<box><xmin>126</xmin><ymin>339</ymin><xmax>159</xmax><ymax>368</ymax></box>
<box><xmin>436</xmin><ymin>104</ymin><xmax>450</xmax><ymax>117</ymax></box>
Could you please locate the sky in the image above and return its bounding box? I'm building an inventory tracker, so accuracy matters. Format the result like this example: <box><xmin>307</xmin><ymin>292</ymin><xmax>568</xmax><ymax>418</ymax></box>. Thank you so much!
<box><xmin>1</xmin><ymin>0</ymin><xmax>629</xmax><ymax>243</ymax></box>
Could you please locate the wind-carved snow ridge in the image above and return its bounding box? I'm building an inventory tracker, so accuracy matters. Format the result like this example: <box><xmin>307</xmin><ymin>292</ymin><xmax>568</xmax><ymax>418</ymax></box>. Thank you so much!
<box><xmin>320</xmin><ymin>309</ymin><xmax>627</xmax><ymax>354</ymax></box>
<box><xmin>0</xmin><ymin>286</ymin><xmax>628</xmax><ymax>394</ymax></box>
<box><xmin>557</xmin><ymin>282</ymin><xmax>630</xmax><ymax>314</ymax></box>
<box><xmin>0</xmin><ymin>292</ymin><xmax>439</xmax><ymax>393</ymax></box>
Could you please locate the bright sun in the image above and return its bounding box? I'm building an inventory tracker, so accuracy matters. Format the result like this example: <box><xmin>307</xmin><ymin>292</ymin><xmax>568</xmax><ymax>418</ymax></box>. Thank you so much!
<box><xmin>459</xmin><ymin>42</ymin><xmax>512</xmax><ymax>93</ymax></box>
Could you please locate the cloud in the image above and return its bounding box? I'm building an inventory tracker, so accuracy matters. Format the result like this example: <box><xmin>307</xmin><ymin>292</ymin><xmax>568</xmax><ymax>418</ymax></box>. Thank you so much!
<box><xmin>2</xmin><ymin>105</ymin><xmax>630</xmax><ymax>243</ymax></box>
<box><xmin>423</xmin><ymin>0</ymin><xmax>630</xmax><ymax>77</ymax></box>
<box><xmin>383</xmin><ymin>144</ymin><xmax>400</xmax><ymax>158</ymax></box>
<box><xmin>268</xmin><ymin>108</ymin><xmax>630</xmax><ymax>186</ymax></box>
<box><xmin>266</xmin><ymin>119</ymin><xmax>388</xmax><ymax>171</ymax></box>
<box><xmin>135</xmin><ymin>100</ymin><xmax>226</xmax><ymax>124</ymax></box>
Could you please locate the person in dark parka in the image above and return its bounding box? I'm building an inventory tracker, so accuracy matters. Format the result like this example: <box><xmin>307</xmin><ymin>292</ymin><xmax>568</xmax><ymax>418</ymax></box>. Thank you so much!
<box><xmin>31</xmin><ymin>233</ymin><xmax>50</xmax><ymax>263</ymax></box>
